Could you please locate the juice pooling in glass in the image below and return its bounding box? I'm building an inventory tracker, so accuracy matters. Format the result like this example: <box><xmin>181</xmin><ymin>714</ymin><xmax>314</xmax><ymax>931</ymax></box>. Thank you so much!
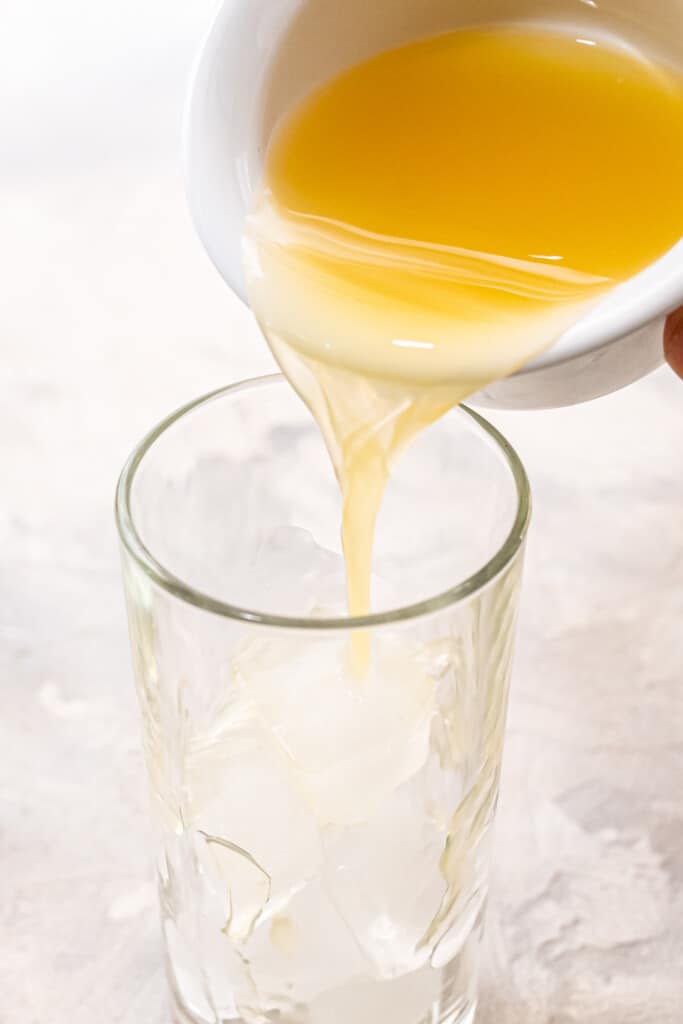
<box><xmin>116</xmin><ymin>378</ymin><xmax>530</xmax><ymax>1024</ymax></box>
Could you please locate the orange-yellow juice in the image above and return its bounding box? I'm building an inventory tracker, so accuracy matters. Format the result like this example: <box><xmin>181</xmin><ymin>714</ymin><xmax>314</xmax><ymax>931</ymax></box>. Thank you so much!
<box><xmin>244</xmin><ymin>25</ymin><xmax>683</xmax><ymax>642</ymax></box>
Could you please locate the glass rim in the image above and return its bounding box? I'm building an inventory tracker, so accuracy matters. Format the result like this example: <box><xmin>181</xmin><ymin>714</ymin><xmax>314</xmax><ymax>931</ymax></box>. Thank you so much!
<box><xmin>115</xmin><ymin>373</ymin><xmax>531</xmax><ymax>630</ymax></box>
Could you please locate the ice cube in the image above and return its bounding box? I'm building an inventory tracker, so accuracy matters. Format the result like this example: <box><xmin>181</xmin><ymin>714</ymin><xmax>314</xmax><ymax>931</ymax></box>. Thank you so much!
<box><xmin>185</xmin><ymin>719</ymin><xmax>322</xmax><ymax>939</ymax></box>
<box><xmin>241</xmin><ymin>878</ymin><xmax>372</xmax><ymax>1007</ymax></box>
<box><xmin>321</xmin><ymin>758</ymin><xmax>455</xmax><ymax>978</ymax></box>
<box><xmin>233</xmin><ymin>632</ymin><xmax>438</xmax><ymax>826</ymax></box>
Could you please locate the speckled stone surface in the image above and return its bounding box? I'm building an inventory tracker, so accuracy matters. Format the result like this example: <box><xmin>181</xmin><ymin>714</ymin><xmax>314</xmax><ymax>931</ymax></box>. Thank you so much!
<box><xmin>2</xmin><ymin>5</ymin><xmax>682</xmax><ymax>1021</ymax></box>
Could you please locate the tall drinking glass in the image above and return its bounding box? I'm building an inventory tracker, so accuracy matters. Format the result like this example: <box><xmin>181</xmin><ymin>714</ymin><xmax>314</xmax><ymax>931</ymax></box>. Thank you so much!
<box><xmin>115</xmin><ymin>375</ymin><xmax>530</xmax><ymax>1024</ymax></box>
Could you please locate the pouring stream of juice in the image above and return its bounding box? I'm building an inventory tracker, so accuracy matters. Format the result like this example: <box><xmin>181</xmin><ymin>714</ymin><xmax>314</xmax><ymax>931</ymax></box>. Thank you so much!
<box><xmin>244</xmin><ymin>25</ymin><xmax>683</xmax><ymax>669</ymax></box>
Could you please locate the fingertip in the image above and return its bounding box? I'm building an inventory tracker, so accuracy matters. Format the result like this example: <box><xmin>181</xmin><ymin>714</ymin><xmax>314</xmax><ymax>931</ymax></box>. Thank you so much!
<box><xmin>664</xmin><ymin>308</ymin><xmax>683</xmax><ymax>380</ymax></box>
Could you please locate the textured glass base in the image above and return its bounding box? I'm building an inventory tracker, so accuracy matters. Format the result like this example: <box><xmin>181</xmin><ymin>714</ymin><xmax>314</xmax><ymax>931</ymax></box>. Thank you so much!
<box><xmin>166</xmin><ymin>895</ymin><xmax>483</xmax><ymax>1024</ymax></box>
<box><xmin>167</xmin><ymin>931</ymin><xmax>480</xmax><ymax>1024</ymax></box>
<box><xmin>170</xmin><ymin>991</ymin><xmax>477</xmax><ymax>1024</ymax></box>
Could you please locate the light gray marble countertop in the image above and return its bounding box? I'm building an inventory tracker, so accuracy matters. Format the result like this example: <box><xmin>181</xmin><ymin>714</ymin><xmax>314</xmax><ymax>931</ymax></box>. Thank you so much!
<box><xmin>2</xmin><ymin>5</ymin><xmax>682</xmax><ymax>1022</ymax></box>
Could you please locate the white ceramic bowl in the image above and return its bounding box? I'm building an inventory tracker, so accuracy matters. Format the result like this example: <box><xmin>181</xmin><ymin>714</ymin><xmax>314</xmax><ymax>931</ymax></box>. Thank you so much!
<box><xmin>184</xmin><ymin>0</ymin><xmax>683</xmax><ymax>409</ymax></box>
